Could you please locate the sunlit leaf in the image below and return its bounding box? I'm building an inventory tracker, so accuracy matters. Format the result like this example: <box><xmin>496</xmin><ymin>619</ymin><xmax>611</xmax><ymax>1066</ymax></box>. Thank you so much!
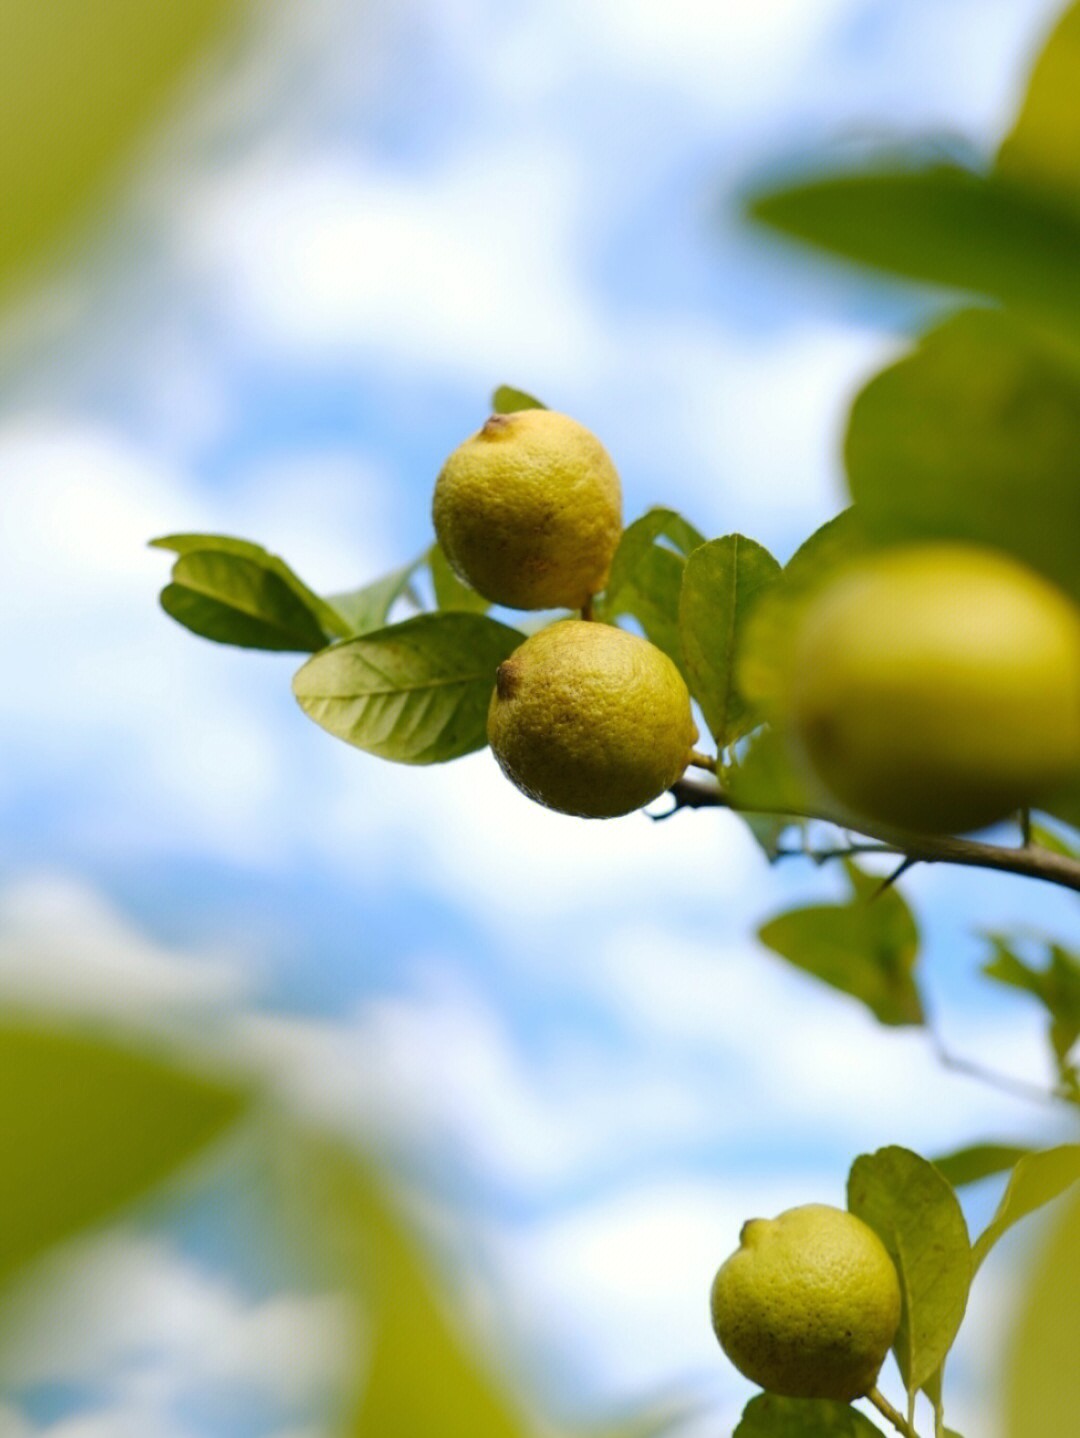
<box><xmin>1004</xmin><ymin>1190</ymin><xmax>1080</xmax><ymax>1438</ymax></box>
<box><xmin>428</xmin><ymin>543</ymin><xmax>490</xmax><ymax>614</ymax></box>
<box><xmin>0</xmin><ymin>1023</ymin><xmax>248</xmax><ymax>1286</ymax></box>
<box><xmin>998</xmin><ymin>1</ymin><xmax>1080</xmax><ymax>207</ymax></box>
<box><xmin>973</xmin><ymin>1145</ymin><xmax>1080</xmax><ymax>1270</ymax></box>
<box><xmin>491</xmin><ymin>385</ymin><xmax>547</xmax><ymax>414</ymax></box>
<box><xmin>0</xmin><ymin>0</ymin><xmax>240</xmax><ymax>299</ymax></box>
<box><xmin>679</xmin><ymin>535</ymin><xmax>781</xmax><ymax>749</ymax></box>
<box><xmin>600</xmin><ymin>509</ymin><xmax>706</xmax><ymax>677</ymax></box>
<box><xmin>848</xmin><ymin>1146</ymin><xmax>971</xmax><ymax>1395</ymax></box>
<box><xmin>328</xmin><ymin>557</ymin><xmax>426</xmax><ymax>635</ymax></box>
<box><xmin>733</xmin><ymin>1393</ymin><xmax>882</xmax><ymax>1436</ymax></box>
<box><xmin>930</xmin><ymin>1143</ymin><xmax>1033</xmax><ymax>1189</ymax></box>
<box><xmin>844</xmin><ymin>310</ymin><xmax>1080</xmax><ymax>603</ymax></box>
<box><xmin>293</xmin><ymin>613</ymin><xmax>522</xmax><ymax>764</ymax></box>
<box><xmin>748</xmin><ymin>163</ymin><xmax>1080</xmax><ymax>341</ymax></box>
<box><xmin>758</xmin><ymin>862</ymin><xmax>923</xmax><ymax>1026</ymax></box>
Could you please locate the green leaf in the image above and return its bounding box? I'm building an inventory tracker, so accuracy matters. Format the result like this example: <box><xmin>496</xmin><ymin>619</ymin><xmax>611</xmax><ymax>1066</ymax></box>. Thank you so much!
<box><xmin>328</xmin><ymin>558</ymin><xmax>425</xmax><ymax>636</ymax></box>
<box><xmin>160</xmin><ymin>553</ymin><xmax>330</xmax><ymax>653</ymax></box>
<box><xmin>757</xmin><ymin>862</ymin><xmax>924</xmax><ymax>1026</ymax></box>
<box><xmin>981</xmin><ymin>936</ymin><xmax>1080</xmax><ymax>1091</ymax></box>
<box><xmin>0</xmin><ymin>0</ymin><xmax>239</xmax><ymax>300</ymax></box>
<box><xmin>0</xmin><ymin>1024</ymin><xmax>247</xmax><ymax>1286</ymax></box>
<box><xmin>292</xmin><ymin>613</ymin><xmax>523</xmax><ymax>765</ymax></box>
<box><xmin>733</xmin><ymin>1393</ymin><xmax>882</xmax><ymax>1436</ymax></box>
<box><xmin>728</xmin><ymin>727</ymin><xmax>817</xmax><ymax>816</ymax></box>
<box><xmin>748</xmin><ymin>163</ymin><xmax>1080</xmax><ymax>341</ymax></box>
<box><xmin>1029</xmin><ymin>821</ymin><xmax>1080</xmax><ymax>859</ymax></box>
<box><xmin>997</xmin><ymin>2</ymin><xmax>1080</xmax><ymax>208</ymax></box>
<box><xmin>678</xmin><ymin>535</ymin><xmax>781</xmax><ymax>748</ymax></box>
<box><xmin>973</xmin><ymin>1144</ymin><xmax>1080</xmax><ymax>1270</ymax></box>
<box><xmin>847</xmin><ymin>1146</ymin><xmax>971</xmax><ymax>1395</ymax></box>
<box><xmin>600</xmin><ymin>509</ymin><xmax>706</xmax><ymax>676</ymax></box>
<box><xmin>1004</xmin><ymin>1189</ymin><xmax>1080</xmax><ymax>1438</ymax></box>
<box><xmin>491</xmin><ymin>385</ymin><xmax>547</xmax><ymax>414</ymax></box>
<box><xmin>929</xmin><ymin>1143</ymin><xmax>1034</xmax><ymax>1189</ymax></box>
<box><xmin>844</xmin><ymin>310</ymin><xmax>1080</xmax><ymax>604</ymax></box>
<box><xmin>428</xmin><ymin>543</ymin><xmax>490</xmax><ymax>614</ymax></box>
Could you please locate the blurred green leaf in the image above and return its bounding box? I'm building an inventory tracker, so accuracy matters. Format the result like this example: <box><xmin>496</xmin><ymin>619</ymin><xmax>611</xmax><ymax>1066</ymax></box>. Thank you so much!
<box><xmin>0</xmin><ymin>0</ymin><xmax>240</xmax><ymax>300</ymax></box>
<box><xmin>930</xmin><ymin>1143</ymin><xmax>1034</xmax><ymax>1189</ymax></box>
<box><xmin>844</xmin><ymin>310</ymin><xmax>1080</xmax><ymax>603</ymax></box>
<box><xmin>998</xmin><ymin>2</ymin><xmax>1080</xmax><ymax>207</ymax></box>
<box><xmin>1029</xmin><ymin>821</ymin><xmax>1080</xmax><ymax>859</ymax></box>
<box><xmin>0</xmin><ymin>1024</ymin><xmax>247</xmax><ymax>1286</ymax></box>
<box><xmin>429</xmin><ymin>543</ymin><xmax>490</xmax><ymax>614</ymax></box>
<box><xmin>491</xmin><ymin>385</ymin><xmax>547</xmax><ymax>414</ymax></box>
<box><xmin>728</xmin><ymin>727</ymin><xmax>817</xmax><ymax>817</ymax></box>
<box><xmin>758</xmin><ymin>862</ymin><xmax>923</xmax><ymax>1026</ymax></box>
<box><xmin>600</xmin><ymin>509</ymin><xmax>706</xmax><ymax>677</ymax></box>
<box><xmin>982</xmin><ymin>936</ymin><xmax>1080</xmax><ymax>1094</ymax></box>
<box><xmin>293</xmin><ymin>613</ymin><xmax>522</xmax><ymax>764</ymax></box>
<box><xmin>733</xmin><ymin>1394</ymin><xmax>882</xmax><ymax>1436</ymax></box>
<box><xmin>748</xmin><ymin>163</ymin><xmax>1080</xmax><ymax>340</ymax></box>
<box><xmin>847</xmin><ymin>1146</ymin><xmax>971</xmax><ymax>1395</ymax></box>
<box><xmin>679</xmin><ymin>535</ymin><xmax>781</xmax><ymax>749</ymax></box>
<box><xmin>328</xmin><ymin>558</ymin><xmax>426</xmax><ymax>635</ymax></box>
<box><xmin>973</xmin><ymin>1144</ymin><xmax>1080</xmax><ymax>1270</ymax></box>
<box><xmin>1004</xmin><ymin>1189</ymin><xmax>1080</xmax><ymax>1438</ymax></box>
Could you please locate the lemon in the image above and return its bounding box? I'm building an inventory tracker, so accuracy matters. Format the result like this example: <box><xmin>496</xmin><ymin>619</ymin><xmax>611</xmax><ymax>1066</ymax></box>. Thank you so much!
<box><xmin>487</xmin><ymin>620</ymin><xmax>697</xmax><ymax>818</ymax></box>
<box><xmin>433</xmin><ymin>410</ymin><xmax>622</xmax><ymax>611</ymax></box>
<box><xmin>787</xmin><ymin>544</ymin><xmax>1080</xmax><ymax>834</ymax></box>
<box><xmin>710</xmin><ymin>1203</ymin><xmax>901</xmax><ymax>1402</ymax></box>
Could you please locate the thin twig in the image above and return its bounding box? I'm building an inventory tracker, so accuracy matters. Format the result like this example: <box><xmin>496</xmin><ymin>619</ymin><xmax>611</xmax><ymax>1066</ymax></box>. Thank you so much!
<box><xmin>667</xmin><ymin>778</ymin><xmax>1080</xmax><ymax>895</ymax></box>
<box><xmin>868</xmin><ymin>1387</ymin><xmax>922</xmax><ymax>1438</ymax></box>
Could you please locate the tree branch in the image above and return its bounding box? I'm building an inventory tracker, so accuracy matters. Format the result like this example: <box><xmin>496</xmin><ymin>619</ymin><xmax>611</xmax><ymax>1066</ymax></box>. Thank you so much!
<box><xmin>668</xmin><ymin>779</ymin><xmax>1080</xmax><ymax>894</ymax></box>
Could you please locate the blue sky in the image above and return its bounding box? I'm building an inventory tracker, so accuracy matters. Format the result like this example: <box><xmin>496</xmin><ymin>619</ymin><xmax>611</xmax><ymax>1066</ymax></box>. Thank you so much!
<box><xmin>0</xmin><ymin>1</ymin><xmax>1075</xmax><ymax>1435</ymax></box>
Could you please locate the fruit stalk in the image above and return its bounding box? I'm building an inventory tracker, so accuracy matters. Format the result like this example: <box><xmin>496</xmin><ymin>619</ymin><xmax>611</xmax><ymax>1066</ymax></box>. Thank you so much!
<box><xmin>868</xmin><ymin>1386</ymin><xmax>923</xmax><ymax>1438</ymax></box>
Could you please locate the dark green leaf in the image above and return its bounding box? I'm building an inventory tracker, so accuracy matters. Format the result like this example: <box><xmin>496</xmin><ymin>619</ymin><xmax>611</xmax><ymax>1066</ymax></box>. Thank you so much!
<box><xmin>491</xmin><ymin>385</ymin><xmax>547</xmax><ymax>414</ymax></box>
<box><xmin>292</xmin><ymin>613</ymin><xmax>523</xmax><ymax>765</ymax></box>
<box><xmin>679</xmin><ymin>535</ymin><xmax>781</xmax><ymax>748</ymax></box>
<box><xmin>428</xmin><ymin>543</ymin><xmax>490</xmax><ymax>614</ymax></box>
<box><xmin>930</xmin><ymin>1143</ymin><xmax>1033</xmax><ymax>1189</ymax></box>
<box><xmin>973</xmin><ymin>1145</ymin><xmax>1080</xmax><ymax>1269</ymax></box>
<box><xmin>1004</xmin><ymin>1189</ymin><xmax>1080</xmax><ymax>1438</ymax></box>
<box><xmin>748</xmin><ymin>163</ymin><xmax>1080</xmax><ymax>341</ymax></box>
<box><xmin>1039</xmin><ymin>775</ymin><xmax>1080</xmax><ymax>832</ymax></box>
<box><xmin>0</xmin><ymin>1024</ymin><xmax>248</xmax><ymax>1286</ymax></box>
<box><xmin>847</xmin><ymin>1146</ymin><xmax>971</xmax><ymax>1394</ymax></box>
<box><xmin>161</xmin><ymin>553</ymin><xmax>329</xmax><ymax>652</ymax></box>
<box><xmin>758</xmin><ymin>862</ymin><xmax>923</xmax><ymax>1026</ymax></box>
<box><xmin>733</xmin><ymin>1393</ymin><xmax>882</xmax><ymax>1436</ymax></box>
<box><xmin>844</xmin><ymin>310</ymin><xmax>1080</xmax><ymax>603</ymax></box>
<box><xmin>997</xmin><ymin>2</ymin><xmax>1080</xmax><ymax>208</ymax></box>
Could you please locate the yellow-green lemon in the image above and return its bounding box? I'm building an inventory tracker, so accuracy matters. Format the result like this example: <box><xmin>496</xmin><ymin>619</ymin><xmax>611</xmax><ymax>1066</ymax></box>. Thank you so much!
<box><xmin>710</xmin><ymin>1203</ymin><xmax>901</xmax><ymax>1402</ymax></box>
<box><xmin>487</xmin><ymin>620</ymin><xmax>697</xmax><ymax>818</ymax></box>
<box><xmin>787</xmin><ymin>543</ymin><xmax>1080</xmax><ymax>834</ymax></box>
<box><xmin>433</xmin><ymin>410</ymin><xmax>622</xmax><ymax>611</ymax></box>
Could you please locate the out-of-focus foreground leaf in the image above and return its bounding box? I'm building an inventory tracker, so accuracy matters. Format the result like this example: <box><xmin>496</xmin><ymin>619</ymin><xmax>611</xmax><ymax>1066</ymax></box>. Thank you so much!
<box><xmin>1004</xmin><ymin>1190</ymin><xmax>1080</xmax><ymax>1438</ymax></box>
<box><xmin>973</xmin><ymin>1145</ymin><xmax>1080</xmax><ymax>1270</ymax></box>
<box><xmin>998</xmin><ymin>1</ymin><xmax>1080</xmax><ymax>205</ymax></box>
<box><xmin>929</xmin><ymin>1143</ymin><xmax>1033</xmax><ymax>1189</ymax></box>
<box><xmin>0</xmin><ymin>1023</ymin><xmax>248</xmax><ymax>1288</ymax></box>
<box><xmin>0</xmin><ymin>0</ymin><xmax>242</xmax><ymax>300</ymax></box>
<box><xmin>734</xmin><ymin>1393</ymin><xmax>882</xmax><ymax>1436</ymax></box>
<box><xmin>845</xmin><ymin>310</ymin><xmax>1080</xmax><ymax>605</ymax></box>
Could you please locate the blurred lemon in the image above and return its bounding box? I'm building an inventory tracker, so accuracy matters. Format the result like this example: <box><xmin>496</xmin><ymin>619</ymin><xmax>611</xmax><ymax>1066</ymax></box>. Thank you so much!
<box><xmin>487</xmin><ymin>620</ymin><xmax>697</xmax><ymax>818</ymax></box>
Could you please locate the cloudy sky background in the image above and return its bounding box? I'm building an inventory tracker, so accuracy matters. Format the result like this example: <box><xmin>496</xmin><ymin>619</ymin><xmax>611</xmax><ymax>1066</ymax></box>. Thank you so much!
<box><xmin>0</xmin><ymin>1</ymin><xmax>1076</xmax><ymax>1434</ymax></box>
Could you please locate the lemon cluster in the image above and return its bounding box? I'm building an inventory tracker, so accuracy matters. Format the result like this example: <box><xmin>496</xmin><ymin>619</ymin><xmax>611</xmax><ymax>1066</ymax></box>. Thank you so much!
<box><xmin>433</xmin><ymin>410</ymin><xmax>697</xmax><ymax>818</ymax></box>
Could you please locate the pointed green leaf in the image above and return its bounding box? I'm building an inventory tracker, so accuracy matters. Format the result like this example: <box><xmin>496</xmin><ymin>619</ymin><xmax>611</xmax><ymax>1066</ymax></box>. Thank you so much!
<box><xmin>328</xmin><ymin>557</ymin><xmax>426</xmax><ymax>636</ymax></box>
<box><xmin>1004</xmin><ymin>1189</ymin><xmax>1080</xmax><ymax>1438</ymax></box>
<box><xmin>847</xmin><ymin>1146</ymin><xmax>971</xmax><ymax>1394</ymax></box>
<box><xmin>428</xmin><ymin>543</ymin><xmax>490</xmax><ymax>614</ymax></box>
<box><xmin>997</xmin><ymin>2</ymin><xmax>1080</xmax><ymax>207</ymax></box>
<box><xmin>491</xmin><ymin>385</ymin><xmax>547</xmax><ymax>414</ymax></box>
<box><xmin>678</xmin><ymin>535</ymin><xmax>780</xmax><ymax>748</ymax></box>
<box><xmin>844</xmin><ymin>310</ymin><xmax>1080</xmax><ymax>603</ymax></box>
<box><xmin>293</xmin><ymin>613</ymin><xmax>523</xmax><ymax>765</ymax></box>
<box><xmin>929</xmin><ymin>1143</ymin><xmax>1034</xmax><ymax>1189</ymax></box>
<box><xmin>973</xmin><ymin>1145</ymin><xmax>1080</xmax><ymax>1270</ymax></box>
<box><xmin>748</xmin><ymin>164</ymin><xmax>1080</xmax><ymax>341</ymax></box>
<box><xmin>733</xmin><ymin>1394</ymin><xmax>882</xmax><ymax>1436</ymax></box>
<box><xmin>0</xmin><ymin>1024</ymin><xmax>248</xmax><ymax>1286</ymax></box>
<box><xmin>758</xmin><ymin>864</ymin><xmax>923</xmax><ymax>1026</ymax></box>
<box><xmin>600</xmin><ymin>510</ymin><xmax>706</xmax><ymax>676</ymax></box>
<box><xmin>161</xmin><ymin>552</ymin><xmax>330</xmax><ymax>652</ymax></box>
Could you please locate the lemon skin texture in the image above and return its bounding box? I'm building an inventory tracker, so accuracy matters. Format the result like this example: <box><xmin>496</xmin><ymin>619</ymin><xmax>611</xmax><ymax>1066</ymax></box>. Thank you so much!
<box><xmin>487</xmin><ymin>620</ymin><xmax>698</xmax><ymax>818</ymax></box>
<box><xmin>788</xmin><ymin>544</ymin><xmax>1080</xmax><ymax>835</ymax></box>
<box><xmin>433</xmin><ymin>410</ymin><xmax>622</xmax><ymax>611</ymax></box>
<box><xmin>710</xmin><ymin>1203</ymin><xmax>901</xmax><ymax>1402</ymax></box>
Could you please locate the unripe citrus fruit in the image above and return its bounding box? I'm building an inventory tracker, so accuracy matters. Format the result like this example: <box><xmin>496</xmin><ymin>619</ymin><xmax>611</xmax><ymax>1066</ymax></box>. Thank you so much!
<box><xmin>787</xmin><ymin>544</ymin><xmax>1080</xmax><ymax>834</ymax></box>
<box><xmin>487</xmin><ymin>620</ymin><xmax>697</xmax><ymax>818</ymax></box>
<box><xmin>433</xmin><ymin>410</ymin><xmax>622</xmax><ymax>611</ymax></box>
<box><xmin>710</xmin><ymin>1203</ymin><xmax>901</xmax><ymax>1402</ymax></box>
